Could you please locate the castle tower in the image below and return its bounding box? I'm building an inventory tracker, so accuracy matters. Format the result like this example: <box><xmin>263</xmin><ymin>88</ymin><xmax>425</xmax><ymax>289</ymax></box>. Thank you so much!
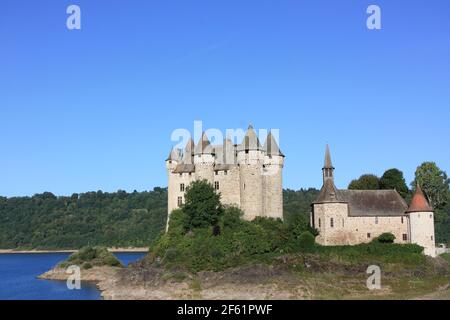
<box><xmin>407</xmin><ymin>184</ymin><xmax>436</xmax><ymax>257</ymax></box>
<box><xmin>263</xmin><ymin>131</ymin><xmax>285</xmax><ymax>219</ymax></box>
<box><xmin>194</xmin><ymin>132</ymin><xmax>215</xmax><ymax>184</ymax></box>
<box><xmin>165</xmin><ymin>147</ymin><xmax>182</xmax><ymax>230</ymax></box>
<box><xmin>237</xmin><ymin>125</ymin><xmax>264</xmax><ymax>220</ymax></box>
<box><xmin>183</xmin><ymin>138</ymin><xmax>195</xmax><ymax>165</ymax></box>
<box><xmin>323</xmin><ymin>144</ymin><xmax>334</xmax><ymax>184</ymax></box>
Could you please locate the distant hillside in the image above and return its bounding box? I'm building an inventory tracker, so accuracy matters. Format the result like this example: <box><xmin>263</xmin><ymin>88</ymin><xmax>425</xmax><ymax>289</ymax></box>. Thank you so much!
<box><xmin>0</xmin><ymin>187</ymin><xmax>448</xmax><ymax>249</ymax></box>
<box><xmin>0</xmin><ymin>188</ymin><xmax>167</xmax><ymax>249</ymax></box>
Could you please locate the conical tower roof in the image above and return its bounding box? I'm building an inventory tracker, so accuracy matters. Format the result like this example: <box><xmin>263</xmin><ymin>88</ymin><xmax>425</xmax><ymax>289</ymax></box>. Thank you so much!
<box><xmin>238</xmin><ymin>124</ymin><xmax>262</xmax><ymax>151</ymax></box>
<box><xmin>313</xmin><ymin>179</ymin><xmax>343</xmax><ymax>203</ymax></box>
<box><xmin>263</xmin><ymin>131</ymin><xmax>284</xmax><ymax>157</ymax></box>
<box><xmin>406</xmin><ymin>184</ymin><xmax>433</xmax><ymax>213</ymax></box>
<box><xmin>324</xmin><ymin>144</ymin><xmax>334</xmax><ymax>169</ymax></box>
<box><xmin>166</xmin><ymin>147</ymin><xmax>181</xmax><ymax>161</ymax></box>
<box><xmin>183</xmin><ymin>138</ymin><xmax>195</xmax><ymax>163</ymax></box>
<box><xmin>194</xmin><ymin>132</ymin><xmax>213</xmax><ymax>155</ymax></box>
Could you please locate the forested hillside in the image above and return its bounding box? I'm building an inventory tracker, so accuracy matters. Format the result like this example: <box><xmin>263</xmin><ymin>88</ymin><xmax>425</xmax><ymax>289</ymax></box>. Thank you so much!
<box><xmin>0</xmin><ymin>187</ymin><xmax>448</xmax><ymax>249</ymax></box>
<box><xmin>0</xmin><ymin>188</ymin><xmax>167</xmax><ymax>249</ymax></box>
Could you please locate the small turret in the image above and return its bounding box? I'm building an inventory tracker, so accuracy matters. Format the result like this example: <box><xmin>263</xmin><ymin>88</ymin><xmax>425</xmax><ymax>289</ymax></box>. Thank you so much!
<box><xmin>194</xmin><ymin>132</ymin><xmax>215</xmax><ymax>183</ymax></box>
<box><xmin>166</xmin><ymin>147</ymin><xmax>181</xmax><ymax>172</ymax></box>
<box><xmin>407</xmin><ymin>184</ymin><xmax>436</xmax><ymax>257</ymax></box>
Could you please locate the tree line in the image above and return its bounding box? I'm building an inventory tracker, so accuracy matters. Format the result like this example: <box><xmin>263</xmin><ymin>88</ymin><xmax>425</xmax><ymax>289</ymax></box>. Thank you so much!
<box><xmin>0</xmin><ymin>161</ymin><xmax>448</xmax><ymax>249</ymax></box>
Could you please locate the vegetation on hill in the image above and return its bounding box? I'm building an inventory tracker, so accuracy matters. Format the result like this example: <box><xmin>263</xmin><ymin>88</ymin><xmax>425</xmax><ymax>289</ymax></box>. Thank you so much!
<box><xmin>145</xmin><ymin>180</ymin><xmax>429</xmax><ymax>273</ymax></box>
<box><xmin>0</xmin><ymin>188</ymin><xmax>167</xmax><ymax>249</ymax></box>
<box><xmin>58</xmin><ymin>246</ymin><xmax>123</xmax><ymax>270</ymax></box>
<box><xmin>0</xmin><ymin>161</ymin><xmax>448</xmax><ymax>249</ymax></box>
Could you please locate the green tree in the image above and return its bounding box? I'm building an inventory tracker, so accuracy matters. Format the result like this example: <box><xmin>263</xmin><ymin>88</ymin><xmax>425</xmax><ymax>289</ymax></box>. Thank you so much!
<box><xmin>182</xmin><ymin>180</ymin><xmax>224</xmax><ymax>231</ymax></box>
<box><xmin>348</xmin><ymin>174</ymin><xmax>380</xmax><ymax>190</ymax></box>
<box><xmin>413</xmin><ymin>162</ymin><xmax>449</xmax><ymax>210</ymax></box>
<box><xmin>379</xmin><ymin>169</ymin><xmax>409</xmax><ymax>198</ymax></box>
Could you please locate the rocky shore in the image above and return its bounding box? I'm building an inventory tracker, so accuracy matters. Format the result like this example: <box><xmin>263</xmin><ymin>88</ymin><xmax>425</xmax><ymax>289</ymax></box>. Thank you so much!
<box><xmin>0</xmin><ymin>248</ymin><xmax>148</xmax><ymax>254</ymax></box>
<box><xmin>38</xmin><ymin>266</ymin><xmax>122</xmax><ymax>283</ymax></box>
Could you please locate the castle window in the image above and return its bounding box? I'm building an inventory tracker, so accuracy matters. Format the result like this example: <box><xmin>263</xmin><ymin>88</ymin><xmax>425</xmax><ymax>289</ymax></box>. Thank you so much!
<box><xmin>177</xmin><ymin>196</ymin><xmax>183</xmax><ymax>206</ymax></box>
<box><xmin>375</xmin><ymin>217</ymin><xmax>378</xmax><ymax>224</ymax></box>
<box><xmin>245</xmin><ymin>150</ymin><xmax>249</xmax><ymax>154</ymax></box>
<box><xmin>403</xmin><ymin>234</ymin><xmax>408</xmax><ymax>241</ymax></box>
<box><xmin>180</xmin><ymin>183</ymin><xmax>185</xmax><ymax>192</ymax></box>
<box><xmin>224</xmin><ymin>170</ymin><xmax>228</xmax><ymax>175</ymax></box>
<box><xmin>179</xmin><ymin>173</ymin><xmax>182</xmax><ymax>177</ymax></box>
<box><xmin>342</xmin><ymin>219</ymin><xmax>345</xmax><ymax>228</ymax></box>
<box><xmin>214</xmin><ymin>181</ymin><xmax>220</xmax><ymax>190</ymax></box>
<box><xmin>401</xmin><ymin>217</ymin><xmax>404</xmax><ymax>224</ymax></box>
<box><xmin>431</xmin><ymin>235</ymin><xmax>434</xmax><ymax>241</ymax></box>
<box><xmin>430</xmin><ymin>214</ymin><xmax>432</xmax><ymax>219</ymax></box>
<box><xmin>330</xmin><ymin>218</ymin><xmax>334</xmax><ymax>228</ymax></box>
<box><xmin>367</xmin><ymin>233</ymin><xmax>371</xmax><ymax>239</ymax></box>
<box><xmin>318</xmin><ymin>218</ymin><xmax>321</xmax><ymax>228</ymax></box>
<box><xmin>215</xmin><ymin>171</ymin><xmax>218</xmax><ymax>175</ymax></box>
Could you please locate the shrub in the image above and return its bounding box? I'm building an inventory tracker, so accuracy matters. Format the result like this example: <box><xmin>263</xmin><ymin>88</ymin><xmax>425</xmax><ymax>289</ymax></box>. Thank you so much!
<box><xmin>298</xmin><ymin>231</ymin><xmax>315</xmax><ymax>251</ymax></box>
<box><xmin>182</xmin><ymin>180</ymin><xmax>224</xmax><ymax>230</ymax></box>
<box><xmin>376</xmin><ymin>233</ymin><xmax>396</xmax><ymax>244</ymax></box>
<box><xmin>62</xmin><ymin>246</ymin><xmax>123</xmax><ymax>268</ymax></box>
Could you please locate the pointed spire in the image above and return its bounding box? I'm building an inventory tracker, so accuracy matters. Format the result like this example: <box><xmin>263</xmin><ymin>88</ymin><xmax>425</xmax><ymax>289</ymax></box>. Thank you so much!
<box><xmin>407</xmin><ymin>183</ymin><xmax>433</xmax><ymax>213</ymax></box>
<box><xmin>166</xmin><ymin>147</ymin><xmax>181</xmax><ymax>162</ymax></box>
<box><xmin>194</xmin><ymin>132</ymin><xmax>213</xmax><ymax>155</ymax></box>
<box><xmin>183</xmin><ymin>138</ymin><xmax>195</xmax><ymax>164</ymax></box>
<box><xmin>238</xmin><ymin>124</ymin><xmax>261</xmax><ymax>151</ymax></box>
<box><xmin>263</xmin><ymin>131</ymin><xmax>284</xmax><ymax>157</ymax></box>
<box><xmin>323</xmin><ymin>144</ymin><xmax>333</xmax><ymax>169</ymax></box>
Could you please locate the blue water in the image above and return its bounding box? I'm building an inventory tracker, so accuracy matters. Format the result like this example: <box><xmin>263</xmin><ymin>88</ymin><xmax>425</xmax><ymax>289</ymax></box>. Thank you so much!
<box><xmin>0</xmin><ymin>252</ymin><xmax>147</xmax><ymax>300</ymax></box>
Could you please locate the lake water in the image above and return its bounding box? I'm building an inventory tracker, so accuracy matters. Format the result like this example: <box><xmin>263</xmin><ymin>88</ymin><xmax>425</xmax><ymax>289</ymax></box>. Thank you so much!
<box><xmin>0</xmin><ymin>252</ymin><xmax>147</xmax><ymax>300</ymax></box>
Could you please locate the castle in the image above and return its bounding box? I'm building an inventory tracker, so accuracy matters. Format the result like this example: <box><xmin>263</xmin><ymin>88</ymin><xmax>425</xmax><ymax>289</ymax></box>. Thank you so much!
<box><xmin>310</xmin><ymin>145</ymin><xmax>436</xmax><ymax>257</ymax></box>
<box><xmin>165</xmin><ymin>125</ymin><xmax>285</xmax><ymax>227</ymax></box>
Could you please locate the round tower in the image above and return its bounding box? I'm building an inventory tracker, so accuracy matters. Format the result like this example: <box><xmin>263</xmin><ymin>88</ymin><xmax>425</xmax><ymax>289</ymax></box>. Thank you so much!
<box><xmin>407</xmin><ymin>184</ymin><xmax>436</xmax><ymax>257</ymax></box>
<box><xmin>262</xmin><ymin>131</ymin><xmax>285</xmax><ymax>219</ymax></box>
<box><xmin>237</xmin><ymin>125</ymin><xmax>264</xmax><ymax>220</ymax></box>
<box><xmin>194</xmin><ymin>132</ymin><xmax>215</xmax><ymax>184</ymax></box>
<box><xmin>165</xmin><ymin>147</ymin><xmax>182</xmax><ymax>231</ymax></box>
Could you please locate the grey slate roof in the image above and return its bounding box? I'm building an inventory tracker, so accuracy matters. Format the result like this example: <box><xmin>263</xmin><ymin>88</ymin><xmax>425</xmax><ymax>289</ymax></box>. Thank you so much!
<box><xmin>194</xmin><ymin>132</ymin><xmax>214</xmax><ymax>155</ymax></box>
<box><xmin>173</xmin><ymin>164</ymin><xmax>195</xmax><ymax>173</ymax></box>
<box><xmin>237</xmin><ymin>125</ymin><xmax>262</xmax><ymax>151</ymax></box>
<box><xmin>263</xmin><ymin>132</ymin><xmax>285</xmax><ymax>157</ymax></box>
<box><xmin>166</xmin><ymin>148</ymin><xmax>182</xmax><ymax>161</ymax></box>
<box><xmin>314</xmin><ymin>183</ymin><xmax>408</xmax><ymax>216</ymax></box>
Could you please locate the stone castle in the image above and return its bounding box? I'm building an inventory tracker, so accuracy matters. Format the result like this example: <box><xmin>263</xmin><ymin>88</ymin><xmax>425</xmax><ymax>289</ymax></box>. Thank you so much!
<box><xmin>165</xmin><ymin>125</ymin><xmax>285</xmax><ymax>227</ymax></box>
<box><xmin>310</xmin><ymin>145</ymin><xmax>436</xmax><ymax>257</ymax></box>
<box><xmin>165</xmin><ymin>127</ymin><xmax>436</xmax><ymax>257</ymax></box>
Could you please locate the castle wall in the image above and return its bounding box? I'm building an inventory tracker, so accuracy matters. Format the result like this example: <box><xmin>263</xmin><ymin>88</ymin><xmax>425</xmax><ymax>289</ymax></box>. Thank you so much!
<box><xmin>313</xmin><ymin>203</ymin><xmax>409</xmax><ymax>245</ymax></box>
<box><xmin>344</xmin><ymin>215</ymin><xmax>408</xmax><ymax>245</ymax></box>
<box><xmin>214</xmin><ymin>166</ymin><xmax>240</xmax><ymax>208</ymax></box>
<box><xmin>238</xmin><ymin>150</ymin><xmax>264</xmax><ymax>220</ymax></box>
<box><xmin>194</xmin><ymin>154</ymin><xmax>214</xmax><ymax>184</ymax></box>
<box><xmin>263</xmin><ymin>156</ymin><xmax>283</xmax><ymax>219</ymax></box>
<box><xmin>166</xmin><ymin>171</ymin><xmax>195</xmax><ymax>230</ymax></box>
<box><xmin>409</xmin><ymin>211</ymin><xmax>436</xmax><ymax>257</ymax></box>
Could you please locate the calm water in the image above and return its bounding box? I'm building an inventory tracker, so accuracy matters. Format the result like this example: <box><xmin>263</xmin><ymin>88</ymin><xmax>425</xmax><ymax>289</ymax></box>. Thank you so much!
<box><xmin>0</xmin><ymin>252</ymin><xmax>147</xmax><ymax>300</ymax></box>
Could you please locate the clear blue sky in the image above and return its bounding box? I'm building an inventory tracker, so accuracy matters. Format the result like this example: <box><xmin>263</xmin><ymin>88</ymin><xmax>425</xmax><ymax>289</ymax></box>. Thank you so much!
<box><xmin>1</xmin><ymin>0</ymin><xmax>449</xmax><ymax>197</ymax></box>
